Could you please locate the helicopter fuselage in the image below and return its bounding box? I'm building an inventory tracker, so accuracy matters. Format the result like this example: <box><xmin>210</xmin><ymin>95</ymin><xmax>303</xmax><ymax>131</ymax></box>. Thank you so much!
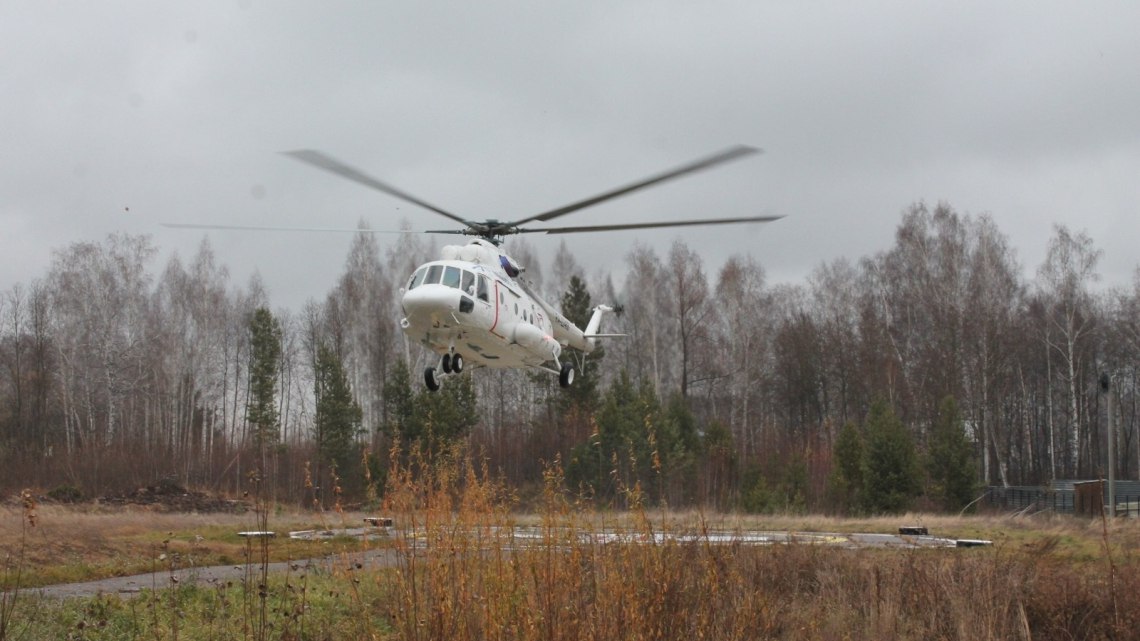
<box><xmin>399</xmin><ymin>239</ymin><xmax>606</xmax><ymax>388</ymax></box>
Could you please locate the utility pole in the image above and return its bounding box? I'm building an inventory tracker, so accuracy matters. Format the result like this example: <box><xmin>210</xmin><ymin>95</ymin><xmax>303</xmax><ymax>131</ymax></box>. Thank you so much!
<box><xmin>1101</xmin><ymin>373</ymin><xmax>1115</xmax><ymax>517</ymax></box>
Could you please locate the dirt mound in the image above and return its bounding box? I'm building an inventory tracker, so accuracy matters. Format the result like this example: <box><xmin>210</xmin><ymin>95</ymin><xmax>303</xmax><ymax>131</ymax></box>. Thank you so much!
<box><xmin>101</xmin><ymin>480</ymin><xmax>247</xmax><ymax>513</ymax></box>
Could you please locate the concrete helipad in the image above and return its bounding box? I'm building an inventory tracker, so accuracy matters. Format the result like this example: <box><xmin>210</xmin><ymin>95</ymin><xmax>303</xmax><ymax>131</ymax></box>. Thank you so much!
<box><xmin>506</xmin><ymin>527</ymin><xmax>988</xmax><ymax>549</ymax></box>
<box><xmin>22</xmin><ymin>525</ymin><xmax>989</xmax><ymax>600</ymax></box>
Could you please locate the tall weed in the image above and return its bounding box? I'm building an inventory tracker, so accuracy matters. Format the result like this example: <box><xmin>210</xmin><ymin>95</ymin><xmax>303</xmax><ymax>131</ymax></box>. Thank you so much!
<box><xmin>376</xmin><ymin>450</ymin><xmax>1137</xmax><ymax>641</ymax></box>
<box><xmin>6</xmin><ymin>452</ymin><xmax>1140</xmax><ymax>640</ymax></box>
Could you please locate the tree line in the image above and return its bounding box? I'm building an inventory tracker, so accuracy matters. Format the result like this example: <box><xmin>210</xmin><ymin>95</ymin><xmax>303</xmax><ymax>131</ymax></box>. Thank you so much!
<box><xmin>1</xmin><ymin>201</ymin><xmax>1136</xmax><ymax>513</ymax></box>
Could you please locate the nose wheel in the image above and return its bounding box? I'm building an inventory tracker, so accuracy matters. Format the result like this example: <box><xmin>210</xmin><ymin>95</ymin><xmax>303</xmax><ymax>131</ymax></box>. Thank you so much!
<box><xmin>559</xmin><ymin>362</ymin><xmax>575</xmax><ymax>388</ymax></box>
<box><xmin>426</xmin><ymin>352</ymin><xmax>466</xmax><ymax>391</ymax></box>
<box><xmin>441</xmin><ymin>353</ymin><xmax>464</xmax><ymax>374</ymax></box>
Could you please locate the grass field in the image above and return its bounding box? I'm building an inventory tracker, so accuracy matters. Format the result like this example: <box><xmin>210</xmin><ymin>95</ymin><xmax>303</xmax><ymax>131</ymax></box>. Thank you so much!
<box><xmin>0</xmin><ymin>500</ymin><xmax>374</xmax><ymax>591</ymax></box>
<box><xmin>4</xmin><ymin>463</ymin><xmax>1140</xmax><ymax>640</ymax></box>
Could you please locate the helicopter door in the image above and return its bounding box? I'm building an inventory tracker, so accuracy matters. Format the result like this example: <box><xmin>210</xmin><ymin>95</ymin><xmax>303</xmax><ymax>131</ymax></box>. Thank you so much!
<box><xmin>472</xmin><ymin>274</ymin><xmax>492</xmax><ymax>325</ymax></box>
<box><xmin>490</xmin><ymin>279</ymin><xmax>507</xmax><ymax>339</ymax></box>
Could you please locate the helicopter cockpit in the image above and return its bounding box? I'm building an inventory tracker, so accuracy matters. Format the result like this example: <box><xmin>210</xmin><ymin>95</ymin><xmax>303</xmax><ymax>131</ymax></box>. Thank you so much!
<box><xmin>407</xmin><ymin>263</ymin><xmax>490</xmax><ymax>303</ymax></box>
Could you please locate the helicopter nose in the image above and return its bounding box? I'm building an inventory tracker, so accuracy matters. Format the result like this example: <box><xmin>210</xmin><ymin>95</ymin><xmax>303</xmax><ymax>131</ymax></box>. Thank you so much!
<box><xmin>402</xmin><ymin>285</ymin><xmax>458</xmax><ymax>319</ymax></box>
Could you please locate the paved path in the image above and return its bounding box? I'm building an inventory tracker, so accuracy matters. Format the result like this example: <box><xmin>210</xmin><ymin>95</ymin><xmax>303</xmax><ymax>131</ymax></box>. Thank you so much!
<box><xmin>15</xmin><ymin>529</ymin><xmax>987</xmax><ymax>600</ymax></box>
<box><xmin>23</xmin><ymin>549</ymin><xmax>401</xmax><ymax>600</ymax></box>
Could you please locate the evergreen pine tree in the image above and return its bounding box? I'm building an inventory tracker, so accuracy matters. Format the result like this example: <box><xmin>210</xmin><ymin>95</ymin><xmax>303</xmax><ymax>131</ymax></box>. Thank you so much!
<box><xmin>862</xmin><ymin>400</ymin><xmax>921</xmax><ymax>513</ymax></box>
<box><xmin>417</xmin><ymin>371</ymin><xmax>479</xmax><ymax>453</ymax></box>
<box><xmin>382</xmin><ymin>359</ymin><xmax>416</xmax><ymax>441</ymax></box>
<box><xmin>559</xmin><ymin>274</ymin><xmax>603</xmax><ymax>412</ymax></box>
<box><xmin>567</xmin><ymin>370</ymin><xmax>638</xmax><ymax>499</ymax></box>
<box><xmin>382</xmin><ymin>359</ymin><xmax>478</xmax><ymax>459</ymax></box>
<box><xmin>927</xmin><ymin>396</ymin><xmax>977</xmax><ymax>511</ymax></box>
<box><xmin>314</xmin><ymin>343</ymin><xmax>363</xmax><ymax>475</ymax></box>
<box><xmin>660</xmin><ymin>393</ymin><xmax>701</xmax><ymax>503</ymax></box>
<box><xmin>246</xmin><ymin>307</ymin><xmax>282</xmax><ymax>448</ymax></box>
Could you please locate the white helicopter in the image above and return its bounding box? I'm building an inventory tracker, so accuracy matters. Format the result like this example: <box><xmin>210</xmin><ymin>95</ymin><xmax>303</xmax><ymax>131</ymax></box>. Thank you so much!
<box><xmin>171</xmin><ymin>146</ymin><xmax>780</xmax><ymax>390</ymax></box>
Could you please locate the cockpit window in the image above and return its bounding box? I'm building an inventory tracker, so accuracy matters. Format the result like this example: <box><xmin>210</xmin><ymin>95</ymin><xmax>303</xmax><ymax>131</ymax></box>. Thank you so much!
<box><xmin>408</xmin><ymin>266</ymin><xmax>428</xmax><ymax>290</ymax></box>
<box><xmin>442</xmin><ymin>266</ymin><xmax>461</xmax><ymax>289</ymax></box>
<box><xmin>461</xmin><ymin>270</ymin><xmax>475</xmax><ymax>296</ymax></box>
<box><xmin>424</xmin><ymin>264</ymin><xmax>443</xmax><ymax>285</ymax></box>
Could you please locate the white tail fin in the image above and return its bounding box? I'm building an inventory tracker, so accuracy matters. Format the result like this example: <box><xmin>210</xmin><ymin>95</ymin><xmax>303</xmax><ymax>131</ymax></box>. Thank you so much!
<box><xmin>584</xmin><ymin>305</ymin><xmax>615</xmax><ymax>349</ymax></box>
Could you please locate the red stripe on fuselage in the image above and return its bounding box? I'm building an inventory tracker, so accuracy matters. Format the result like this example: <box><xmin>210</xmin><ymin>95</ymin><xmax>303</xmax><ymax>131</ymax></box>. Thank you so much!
<box><xmin>489</xmin><ymin>280</ymin><xmax>505</xmax><ymax>339</ymax></box>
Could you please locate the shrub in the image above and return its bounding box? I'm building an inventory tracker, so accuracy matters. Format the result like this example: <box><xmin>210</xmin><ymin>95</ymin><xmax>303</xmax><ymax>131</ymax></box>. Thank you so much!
<box><xmin>46</xmin><ymin>485</ymin><xmax>83</xmax><ymax>503</ymax></box>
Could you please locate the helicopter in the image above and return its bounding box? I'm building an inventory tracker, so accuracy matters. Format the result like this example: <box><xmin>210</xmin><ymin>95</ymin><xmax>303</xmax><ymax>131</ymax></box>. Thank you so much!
<box><xmin>169</xmin><ymin>146</ymin><xmax>780</xmax><ymax>391</ymax></box>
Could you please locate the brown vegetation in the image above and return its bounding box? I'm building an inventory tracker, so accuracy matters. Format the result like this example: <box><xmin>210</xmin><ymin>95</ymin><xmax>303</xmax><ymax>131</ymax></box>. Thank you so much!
<box><xmin>374</xmin><ymin>461</ymin><xmax>1137</xmax><ymax>640</ymax></box>
<box><xmin>5</xmin><ymin>452</ymin><xmax>1140</xmax><ymax>640</ymax></box>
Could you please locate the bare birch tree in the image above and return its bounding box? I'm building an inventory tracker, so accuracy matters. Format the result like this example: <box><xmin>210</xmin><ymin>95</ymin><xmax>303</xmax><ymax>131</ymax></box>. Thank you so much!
<box><xmin>1036</xmin><ymin>225</ymin><xmax>1101</xmax><ymax>477</ymax></box>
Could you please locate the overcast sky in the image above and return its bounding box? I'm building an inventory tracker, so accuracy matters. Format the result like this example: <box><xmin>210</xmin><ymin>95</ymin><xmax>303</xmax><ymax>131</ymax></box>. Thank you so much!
<box><xmin>3</xmin><ymin>1</ymin><xmax>1139</xmax><ymax>309</ymax></box>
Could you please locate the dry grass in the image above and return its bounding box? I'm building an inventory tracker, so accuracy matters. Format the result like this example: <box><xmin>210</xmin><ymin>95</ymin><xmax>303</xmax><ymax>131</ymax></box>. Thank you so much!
<box><xmin>372</xmin><ymin>453</ymin><xmax>1140</xmax><ymax>641</ymax></box>
<box><xmin>0</xmin><ymin>502</ymin><xmax>378</xmax><ymax>589</ymax></box>
<box><xmin>6</xmin><ymin>457</ymin><xmax>1140</xmax><ymax>639</ymax></box>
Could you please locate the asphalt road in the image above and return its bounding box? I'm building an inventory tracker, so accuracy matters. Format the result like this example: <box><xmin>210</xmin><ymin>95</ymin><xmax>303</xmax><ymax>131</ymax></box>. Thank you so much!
<box><xmin>22</xmin><ymin>548</ymin><xmax>400</xmax><ymax>599</ymax></box>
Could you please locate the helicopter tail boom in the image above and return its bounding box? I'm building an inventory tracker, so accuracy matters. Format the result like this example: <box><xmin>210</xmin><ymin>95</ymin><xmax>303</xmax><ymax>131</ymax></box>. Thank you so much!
<box><xmin>582</xmin><ymin>305</ymin><xmax>616</xmax><ymax>351</ymax></box>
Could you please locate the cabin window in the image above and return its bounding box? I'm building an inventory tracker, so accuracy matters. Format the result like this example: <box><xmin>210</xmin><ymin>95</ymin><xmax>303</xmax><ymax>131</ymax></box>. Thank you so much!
<box><xmin>477</xmin><ymin>275</ymin><xmax>489</xmax><ymax>302</ymax></box>
<box><xmin>461</xmin><ymin>270</ymin><xmax>475</xmax><ymax>296</ymax></box>
<box><xmin>442</xmin><ymin>266</ymin><xmax>461</xmax><ymax>289</ymax></box>
<box><xmin>424</xmin><ymin>264</ymin><xmax>443</xmax><ymax>285</ymax></box>
<box><xmin>408</xmin><ymin>266</ymin><xmax>427</xmax><ymax>290</ymax></box>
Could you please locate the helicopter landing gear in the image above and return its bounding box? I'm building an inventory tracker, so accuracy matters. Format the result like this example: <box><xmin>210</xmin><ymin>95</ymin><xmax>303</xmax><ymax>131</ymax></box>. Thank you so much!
<box><xmin>427</xmin><ymin>351</ymin><xmax>467</xmax><ymax>392</ymax></box>
<box><xmin>424</xmin><ymin>367</ymin><xmax>441</xmax><ymax>392</ymax></box>
<box><xmin>559</xmin><ymin>362</ymin><xmax>575</xmax><ymax>388</ymax></box>
<box><xmin>440</xmin><ymin>352</ymin><xmax>465</xmax><ymax>375</ymax></box>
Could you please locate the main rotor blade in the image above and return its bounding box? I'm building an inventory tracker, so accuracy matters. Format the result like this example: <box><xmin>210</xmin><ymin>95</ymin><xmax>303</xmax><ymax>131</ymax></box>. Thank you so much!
<box><xmin>422</xmin><ymin>229</ymin><xmax>482</xmax><ymax>236</ymax></box>
<box><xmin>519</xmin><ymin>214</ymin><xmax>783</xmax><ymax>235</ymax></box>
<box><xmin>283</xmin><ymin>150</ymin><xmax>471</xmax><ymax>226</ymax></box>
<box><xmin>509</xmin><ymin>145</ymin><xmax>761</xmax><ymax>227</ymax></box>
<box><xmin>162</xmin><ymin>223</ymin><xmax>419</xmax><ymax>234</ymax></box>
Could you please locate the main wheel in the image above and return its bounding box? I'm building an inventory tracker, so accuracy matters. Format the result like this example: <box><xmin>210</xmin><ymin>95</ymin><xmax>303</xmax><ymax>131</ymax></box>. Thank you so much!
<box><xmin>441</xmin><ymin>353</ymin><xmax>453</xmax><ymax>374</ymax></box>
<box><xmin>559</xmin><ymin>362</ymin><xmax>575</xmax><ymax>388</ymax></box>
<box><xmin>451</xmin><ymin>354</ymin><xmax>464</xmax><ymax>374</ymax></box>
<box><xmin>424</xmin><ymin>367</ymin><xmax>441</xmax><ymax>392</ymax></box>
